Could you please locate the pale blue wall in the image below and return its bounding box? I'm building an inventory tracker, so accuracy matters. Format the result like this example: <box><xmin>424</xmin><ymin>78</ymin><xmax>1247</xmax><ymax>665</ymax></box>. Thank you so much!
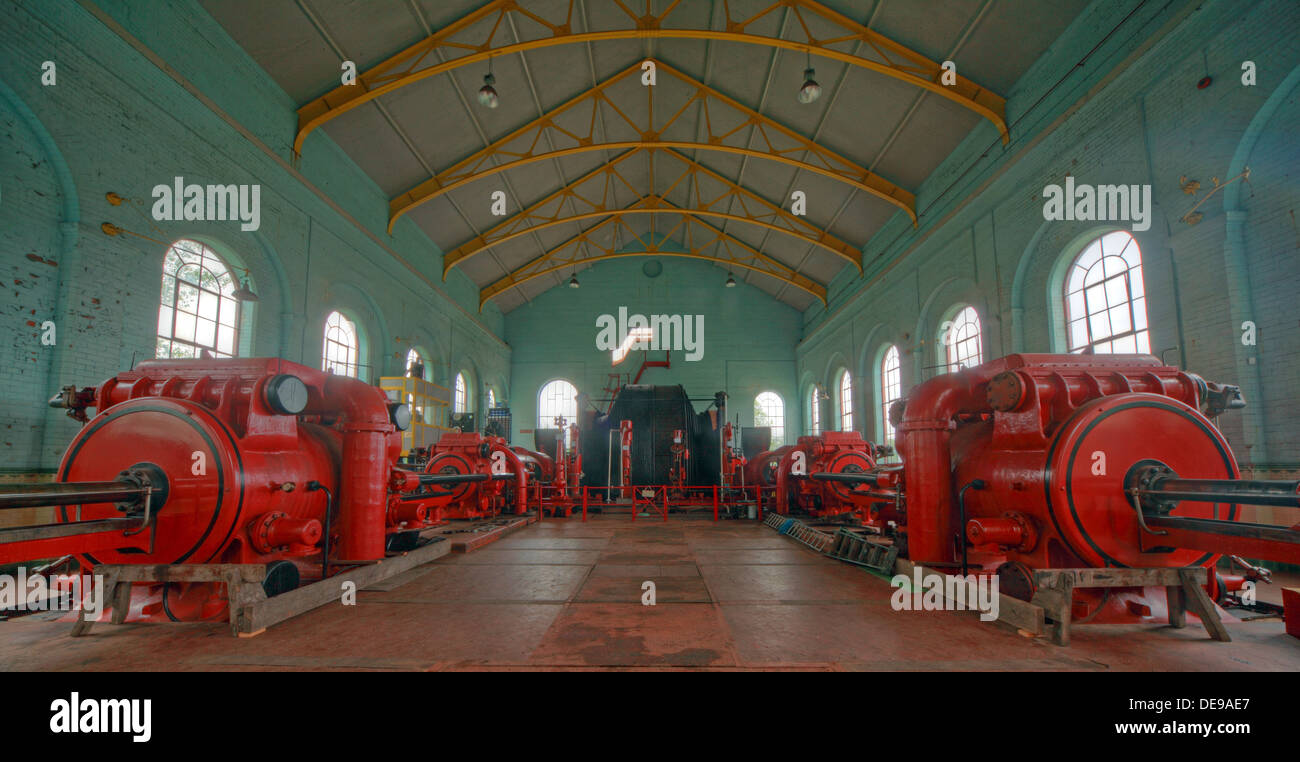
<box><xmin>0</xmin><ymin>0</ymin><xmax>510</xmax><ymax>471</ymax></box>
<box><xmin>505</xmin><ymin>257</ymin><xmax>802</xmax><ymax>446</ymax></box>
<box><xmin>796</xmin><ymin>0</ymin><xmax>1300</xmax><ymax>477</ymax></box>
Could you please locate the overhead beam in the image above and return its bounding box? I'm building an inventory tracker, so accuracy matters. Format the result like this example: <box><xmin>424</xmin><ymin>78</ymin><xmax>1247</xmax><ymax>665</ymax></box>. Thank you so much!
<box><xmin>441</xmin><ymin>146</ymin><xmax>862</xmax><ymax>277</ymax></box>
<box><xmin>394</xmin><ymin>140</ymin><xmax>915</xmax><ymax>228</ymax></box>
<box><xmin>479</xmin><ymin>198</ymin><xmax>827</xmax><ymax>309</ymax></box>
<box><xmin>295</xmin><ymin>0</ymin><xmax>1007</xmax><ymax>155</ymax></box>
<box><xmin>388</xmin><ymin>59</ymin><xmax>916</xmax><ymax>231</ymax></box>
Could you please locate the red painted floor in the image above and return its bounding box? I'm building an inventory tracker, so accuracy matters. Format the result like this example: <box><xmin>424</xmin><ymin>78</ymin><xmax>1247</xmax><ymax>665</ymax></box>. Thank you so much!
<box><xmin>2</xmin><ymin>516</ymin><xmax>1298</xmax><ymax>671</ymax></box>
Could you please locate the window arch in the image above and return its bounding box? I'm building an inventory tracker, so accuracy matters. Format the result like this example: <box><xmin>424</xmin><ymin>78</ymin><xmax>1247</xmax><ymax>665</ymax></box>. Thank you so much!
<box><xmin>486</xmin><ymin>388</ymin><xmax>496</xmax><ymax>409</ymax></box>
<box><xmin>1064</xmin><ymin>231</ymin><xmax>1150</xmax><ymax>354</ymax></box>
<box><xmin>878</xmin><ymin>345</ymin><xmax>902</xmax><ymax>448</ymax></box>
<box><xmin>322</xmin><ymin>311</ymin><xmax>359</xmax><ymax>378</ymax></box>
<box><xmin>539</xmin><ymin>379</ymin><xmax>578</xmax><ymax>447</ymax></box>
<box><xmin>809</xmin><ymin>385</ymin><xmax>822</xmax><ymax>435</ymax></box>
<box><xmin>453</xmin><ymin>372</ymin><xmax>469</xmax><ymax>414</ymax></box>
<box><xmin>156</xmin><ymin>239</ymin><xmax>241</xmax><ymax>358</ymax></box>
<box><xmin>405</xmin><ymin>348</ymin><xmax>428</xmax><ymax>380</ymax></box>
<box><xmin>754</xmin><ymin>391</ymin><xmax>785</xmax><ymax>448</ymax></box>
<box><xmin>837</xmin><ymin>369</ymin><xmax>853</xmax><ymax>432</ymax></box>
<box><xmin>943</xmin><ymin>305</ymin><xmax>983</xmax><ymax>371</ymax></box>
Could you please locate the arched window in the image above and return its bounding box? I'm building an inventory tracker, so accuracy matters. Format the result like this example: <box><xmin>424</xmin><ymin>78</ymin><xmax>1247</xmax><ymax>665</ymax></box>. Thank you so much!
<box><xmin>944</xmin><ymin>305</ymin><xmax>983</xmax><ymax>371</ymax></box>
<box><xmin>809</xmin><ymin>386</ymin><xmax>822</xmax><ymax>435</ymax></box>
<box><xmin>156</xmin><ymin>239</ymin><xmax>240</xmax><ymax>358</ymax></box>
<box><xmin>753</xmin><ymin>392</ymin><xmax>784</xmax><ymax>448</ymax></box>
<box><xmin>879</xmin><ymin>345</ymin><xmax>902</xmax><ymax>448</ymax></box>
<box><xmin>405</xmin><ymin>348</ymin><xmax>427</xmax><ymax>380</ymax></box>
<box><xmin>486</xmin><ymin>388</ymin><xmax>496</xmax><ymax>409</ymax></box>
<box><xmin>453</xmin><ymin>372</ymin><xmax>469</xmax><ymax>414</ymax></box>
<box><xmin>837</xmin><ymin>370</ymin><xmax>853</xmax><ymax>432</ymax></box>
<box><xmin>539</xmin><ymin>379</ymin><xmax>578</xmax><ymax>447</ymax></box>
<box><xmin>322</xmin><ymin>311</ymin><xmax>359</xmax><ymax>378</ymax></box>
<box><xmin>401</xmin><ymin>348</ymin><xmax>430</xmax><ymax>423</ymax></box>
<box><xmin>1064</xmin><ymin>231</ymin><xmax>1150</xmax><ymax>354</ymax></box>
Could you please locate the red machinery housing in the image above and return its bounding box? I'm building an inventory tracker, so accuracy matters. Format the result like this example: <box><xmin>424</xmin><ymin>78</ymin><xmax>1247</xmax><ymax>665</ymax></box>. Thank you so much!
<box><xmin>415</xmin><ymin>432</ymin><xmax>528</xmax><ymax>520</ymax></box>
<box><xmin>538</xmin><ymin>423</ymin><xmax>582</xmax><ymax>516</ymax></box>
<box><xmin>883</xmin><ymin>353</ymin><xmax>1300</xmax><ymax>619</ymax></box>
<box><xmin>0</xmin><ymin>358</ymin><xmax>463</xmax><ymax>621</ymax></box>
<box><xmin>504</xmin><ymin>421</ymin><xmax>583</xmax><ymax>517</ymax></box>
<box><xmin>668</xmin><ymin>429</ymin><xmax>690</xmax><ymax>493</ymax></box>
<box><xmin>746</xmin><ymin>445</ymin><xmax>792</xmax><ymax>492</ymax></box>
<box><xmin>719</xmin><ymin>423</ymin><xmax>747</xmax><ymax>488</ymax></box>
<box><xmin>772</xmin><ymin>432</ymin><xmax>886</xmax><ymax>522</ymax></box>
<box><xmin>618</xmin><ymin>420</ymin><xmax>633</xmax><ymax>498</ymax></box>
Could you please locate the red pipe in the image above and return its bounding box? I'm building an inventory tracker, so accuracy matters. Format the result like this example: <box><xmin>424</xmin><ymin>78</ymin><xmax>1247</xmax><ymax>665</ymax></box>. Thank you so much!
<box><xmin>897</xmin><ymin>371</ymin><xmax>978</xmax><ymax>564</ymax></box>
<box><xmin>491</xmin><ymin>442</ymin><xmax>530</xmax><ymax>514</ymax></box>
<box><xmin>312</xmin><ymin>375</ymin><xmax>395</xmax><ymax>562</ymax></box>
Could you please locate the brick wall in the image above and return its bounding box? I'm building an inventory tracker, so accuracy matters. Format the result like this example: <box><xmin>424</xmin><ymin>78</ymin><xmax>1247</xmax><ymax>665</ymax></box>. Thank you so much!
<box><xmin>797</xmin><ymin>0</ymin><xmax>1300</xmax><ymax>495</ymax></box>
<box><xmin>0</xmin><ymin>0</ymin><xmax>511</xmax><ymax>473</ymax></box>
<box><xmin>505</xmin><ymin>257</ymin><xmax>802</xmax><ymax>447</ymax></box>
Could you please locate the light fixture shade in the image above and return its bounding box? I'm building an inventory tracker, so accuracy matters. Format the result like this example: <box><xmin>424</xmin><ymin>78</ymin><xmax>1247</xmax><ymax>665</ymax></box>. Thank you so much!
<box><xmin>798</xmin><ymin>68</ymin><xmax>822</xmax><ymax>104</ymax></box>
<box><xmin>233</xmin><ymin>277</ymin><xmax>259</xmax><ymax>302</ymax></box>
<box><xmin>568</xmin><ymin>274</ymin><xmax>580</xmax><ymax>288</ymax></box>
<box><xmin>725</xmin><ymin>272</ymin><xmax>736</xmax><ymax>288</ymax></box>
<box><xmin>477</xmin><ymin>73</ymin><xmax>499</xmax><ymax>108</ymax></box>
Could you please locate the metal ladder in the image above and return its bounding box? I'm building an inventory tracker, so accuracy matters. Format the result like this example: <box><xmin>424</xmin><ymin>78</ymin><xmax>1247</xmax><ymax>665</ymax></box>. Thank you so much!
<box><xmin>827</xmin><ymin>528</ymin><xmax>899</xmax><ymax>575</ymax></box>
<box><xmin>764</xmin><ymin>513</ymin><xmax>835</xmax><ymax>553</ymax></box>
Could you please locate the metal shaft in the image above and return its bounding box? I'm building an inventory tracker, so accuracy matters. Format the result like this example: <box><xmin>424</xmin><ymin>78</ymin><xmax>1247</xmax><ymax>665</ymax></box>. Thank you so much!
<box><xmin>1140</xmin><ymin>476</ymin><xmax>1300</xmax><ymax>508</ymax></box>
<box><xmin>0</xmin><ymin>480</ymin><xmax>145</xmax><ymax>511</ymax></box>
<box><xmin>811</xmin><ymin>470</ymin><xmax>883</xmax><ymax>483</ymax></box>
<box><xmin>416</xmin><ymin>472</ymin><xmax>491</xmax><ymax>486</ymax></box>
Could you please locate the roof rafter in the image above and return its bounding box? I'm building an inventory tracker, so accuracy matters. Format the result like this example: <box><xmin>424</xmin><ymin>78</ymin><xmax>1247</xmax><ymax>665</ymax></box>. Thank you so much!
<box><xmin>388</xmin><ymin>58</ymin><xmax>916</xmax><ymax>231</ymax></box>
<box><xmin>294</xmin><ymin>0</ymin><xmax>1008</xmax><ymax>156</ymax></box>
<box><xmin>441</xmin><ymin>145</ymin><xmax>862</xmax><ymax>278</ymax></box>
<box><xmin>479</xmin><ymin>196</ymin><xmax>828</xmax><ymax>310</ymax></box>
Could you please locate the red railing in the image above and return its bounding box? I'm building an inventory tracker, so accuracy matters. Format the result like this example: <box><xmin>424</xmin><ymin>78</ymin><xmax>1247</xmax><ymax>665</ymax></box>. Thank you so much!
<box><xmin>576</xmin><ymin>485</ymin><xmax>764</xmax><ymax>522</ymax></box>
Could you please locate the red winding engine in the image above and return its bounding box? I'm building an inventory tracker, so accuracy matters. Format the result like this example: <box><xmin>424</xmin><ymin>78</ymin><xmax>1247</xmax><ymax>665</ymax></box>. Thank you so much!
<box><xmin>773</xmin><ymin>431</ymin><xmax>885</xmax><ymax>522</ymax></box>
<box><xmin>0</xmin><ymin>358</ymin><xmax>494</xmax><ymax>621</ymax></box>
<box><xmin>411</xmin><ymin>432</ymin><xmax>529</xmax><ymax>520</ymax></box>
<box><xmin>888</xmin><ymin>353</ymin><xmax>1299</xmax><ymax>618</ymax></box>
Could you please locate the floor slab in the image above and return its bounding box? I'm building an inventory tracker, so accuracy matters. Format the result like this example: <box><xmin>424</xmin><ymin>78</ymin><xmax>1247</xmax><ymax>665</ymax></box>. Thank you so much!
<box><xmin>3</xmin><ymin>515</ymin><xmax>1298</xmax><ymax>671</ymax></box>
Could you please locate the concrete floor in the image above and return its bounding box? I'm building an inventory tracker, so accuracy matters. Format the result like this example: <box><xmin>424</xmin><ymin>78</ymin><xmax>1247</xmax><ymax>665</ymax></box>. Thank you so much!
<box><xmin>2</xmin><ymin>516</ymin><xmax>1299</xmax><ymax>671</ymax></box>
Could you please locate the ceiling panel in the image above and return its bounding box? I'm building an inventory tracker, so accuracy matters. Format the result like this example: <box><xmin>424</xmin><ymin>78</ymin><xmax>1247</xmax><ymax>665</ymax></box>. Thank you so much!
<box><xmin>201</xmin><ymin>0</ymin><xmax>1091</xmax><ymax>312</ymax></box>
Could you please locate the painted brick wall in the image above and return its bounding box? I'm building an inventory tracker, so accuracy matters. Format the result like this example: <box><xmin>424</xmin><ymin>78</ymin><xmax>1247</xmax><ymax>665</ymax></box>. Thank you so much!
<box><xmin>0</xmin><ymin>0</ymin><xmax>511</xmax><ymax>473</ymax></box>
<box><xmin>796</xmin><ymin>0</ymin><xmax>1300</xmax><ymax>492</ymax></box>
<box><xmin>0</xmin><ymin>96</ymin><xmax>64</xmax><ymax>471</ymax></box>
<box><xmin>505</xmin><ymin>257</ymin><xmax>802</xmax><ymax>448</ymax></box>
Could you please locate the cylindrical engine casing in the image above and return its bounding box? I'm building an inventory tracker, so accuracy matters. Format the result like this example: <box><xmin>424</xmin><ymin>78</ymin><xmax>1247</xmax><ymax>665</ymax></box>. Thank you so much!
<box><xmin>896</xmin><ymin>354</ymin><xmax>1234</xmax><ymax>579</ymax></box>
<box><xmin>3</xmin><ymin>358</ymin><xmax>420</xmax><ymax>572</ymax></box>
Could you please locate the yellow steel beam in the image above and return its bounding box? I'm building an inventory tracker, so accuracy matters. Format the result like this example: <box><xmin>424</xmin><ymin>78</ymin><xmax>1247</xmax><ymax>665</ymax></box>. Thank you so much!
<box><xmin>441</xmin><ymin>146</ymin><xmax>862</xmax><ymax>278</ymax></box>
<box><xmin>389</xmin><ymin>59</ymin><xmax>915</xmax><ymax>231</ymax></box>
<box><xmin>478</xmin><ymin>197</ymin><xmax>827</xmax><ymax>310</ymax></box>
<box><xmin>295</xmin><ymin>0</ymin><xmax>1007</xmax><ymax>156</ymax></box>
<box><xmin>394</xmin><ymin>140</ymin><xmax>915</xmax><ymax>227</ymax></box>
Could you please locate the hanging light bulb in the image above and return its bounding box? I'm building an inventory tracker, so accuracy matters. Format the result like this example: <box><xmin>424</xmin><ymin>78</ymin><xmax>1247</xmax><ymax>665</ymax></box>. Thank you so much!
<box><xmin>477</xmin><ymin>72</ymin><xmax>499</xmax><ymax>109</ymax></box>
<box><xmin>568</xmin><ymin>273</ymin><xmax>580</xmax><ymax>288</ymax></box>
<box><xmin>233</xmin><ymin>270</ymin><xmax>259</xmax><ymax>302</ymax></box>
<box><xmin>725</xmin><ymin>272</ymin><xmax>737</xmax><ymax>288</ymax></box>
<box><xmin>798</xmin><ymin>67</ymin><xmax>822</xmax><ymax>104</ymax></box>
